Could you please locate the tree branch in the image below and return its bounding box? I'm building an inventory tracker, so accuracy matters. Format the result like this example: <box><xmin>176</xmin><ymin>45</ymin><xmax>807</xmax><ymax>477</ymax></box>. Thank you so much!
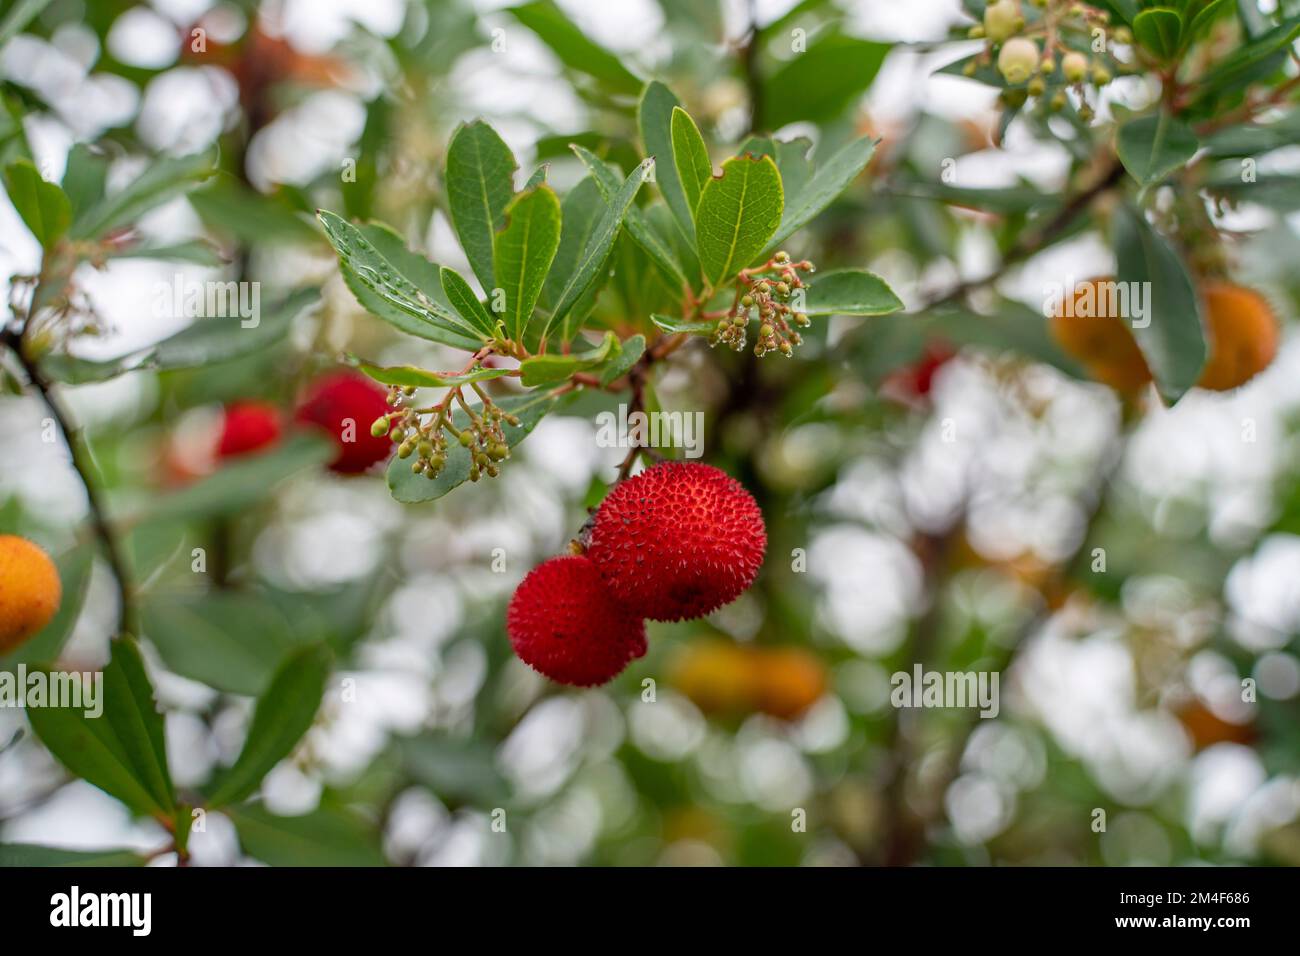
<box><xmin>4</xmin><ymin>332</ymin><xmax>134</xmax><ymax>637</ymax></box>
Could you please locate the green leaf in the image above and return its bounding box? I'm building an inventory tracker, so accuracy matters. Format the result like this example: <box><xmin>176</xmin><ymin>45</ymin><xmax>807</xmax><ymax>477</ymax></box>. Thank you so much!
<box><xmin>1131</xmin><ymin>7</ymin><xmax>1183</xmax><ymax>60</ymax></box>
<box><xmin>638</xmin><ymin>82</ymin><xmax>696</xmax><ymax>240</ymax></box>
<box><xmin>319</xmin><ymin>212</ymin><xmax>486</xmax><ymax>349</ymax></box>
<box><xmin>524</xmin><ymin>164</ymin><xmax>548</xmax><ymax>189</ymax></box>
<box><xmin>1184</xmin><ymin>0</ymin><xmax>1233</xmax><ymax>49</ymax></box>
<box><xmin>540</xmin><ymin>175</ymin><xmax>603</xmax><ymax>313</ymax></box>
<box><xmin>387</xmin><ymin>390</ymin><xmax>564</xmax><ymax>503</ymax></box>
<box><xmin>519</xmin><ymin>330</ymin><xmax>620</xmax><ymax>387</ymax></box>
<box><xmin>27</xmin><ymin>636</ymin><xmax>175</xmax><ymax>819</ymax></box>
<box><xmin>773</xmin><ymin>137</ymin><xmax>815</xmax><ymax>205</ymax></box>
<box><xmin>445</xmin><ymin>120</ymin><xmax>517</xmax><ymax>293</ymax></box>
<box><xmin>651</xmin><ymin>314</ymin><xmax>716</xmax><ymax>335</ymax></box>
<box><xmin>0</xmin><ymin>543</ymin><xmax>92</xmax><ymax>672</ymax></box>
<box><xmin>71</xmin><ymin>151</ymin><xmax>215</xmax><ymax>240</ymax></box>
<box><xmin>1112</xmin><ymin>203</ymin><xmax>1206</xmax><ymax>402</ymax></box>
<box><xmin>696</xmin><ymin>154</ymin><xmax>784</xmax><ymax>286</ymax></box>
<box><xmin>1117</xmin><ymin>112</ymin><xmax>1199</xmax><ymax>186</ymax></box>
<box><xmin>766</xmin><ymin>135</ymin><xmax>875</xmax><ymax>255</ymax></box>
<box><xmin>1190</xmin><ymin>16</ymin><xmax>1300</xmax><ymax>109</ymax></box>
<box><xmin>759</xmin><ymin>33</ymin><xmax>890</xmax><ymax>129</ymax></box>
<box><xmin>0</xmin><ymin>0</ymin><xmax>53</xmax><ymax>52</ymax></box>
<box><xmin>126</xmin><ymin>433</ymin><xmax>334</xmax><ymax>529</ymax></box>
<box><xmin>508</xmin><ymin>1</ymin><xmax>642</xmax><ymax>95</ymax></box>
<box><xmin>0</xmin><ymin>844</ymin><xmax>146</xmax><ymax>867</ymax></box>
<box><xmin>440</xmin><ymin>267</ymin><xmax>499</xmax><ymax>339</ymax></box>
<box><xmin>348</xmin><ymin>358</ymin><xmax>513</xmax><ymax>389</ymax></box>
<box><xmin>39</xmin><ymin>287</ymin><xmax>317</xmax><ymax>385</ymax></box>
<box><xmin>108</xmin><ymin>238</ymin><xmax>225</xmax><ymax>266</ymax></box>
<box><xmin>398</xmin><ymin>735</ymin><xmax>509</xmax><ymax>804</ymax></box>
<box><xmin>671</xmin><ymin>106</ymin><xmax>711</xmax><ymax>225</ymax></box>
<box><xmin>493</xmin><ymin>185</ymin><xmax>562</xmax><ymax>342</ymax></box>
<box><xmin>61</xmin><ymin>144</ymin><xmax>107</xmax><ymax>222</ymax></box>
<box><xmin>543</xmin><ymin>159</ymin><xmax>652</xmax><ymax>339</ymax></box>
<box><xmin>600</xmin><ymin>333</ymin><xmax>645</xmax><ymax>385</ymax></box>
<box><xmin>141</xmin><ymin>591</ymin><xmax>323</xmax><ymax>696</ymax></box>
<box><xmin>228</xmin><ymin>804</ymin><xmax>385</xmax><ymax>867</ymax></box>
<box><xmin>571</xmin><ymin>146</ymin><xmax>688</xmax><ymax>288</ymax></box>
<box><xmin>4</xmin><ymin>160</ymin><xmax>71</xmax><ymax>248</ymax></box>
<box><xmin>208</xmin><ymin>644</ymin><xmax>333</xmax><ymax>807</ymax></box>
<box><xmin>801</xmin><ymin>269</ymin><xmax>904</xmax><ymax>316</ymax></box>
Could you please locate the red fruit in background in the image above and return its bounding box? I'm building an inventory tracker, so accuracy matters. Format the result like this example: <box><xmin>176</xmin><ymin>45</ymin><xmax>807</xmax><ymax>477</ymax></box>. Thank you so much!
<box><xmin>507</xmin><ymin>555</ymin><xmax>647</xmax><ymax>686</ymax></box>
<box><xmin>587</xmin><ymin>462</ymin><xmax>766</xmax><ymax>622</ymax></box>
<box><xmin>294</xmin><ymin>372</ymin><xmax>392</xmax><ymax>474</ymax></box>
<box><xmin>884</xmin><ymin>341</ymin><xmax>955</xmax><ymax>402</ymax></box>
<box><xmin>217</xmin><ymin>401</ymin><xmax>282</xmax><ymax>458</ymax></box>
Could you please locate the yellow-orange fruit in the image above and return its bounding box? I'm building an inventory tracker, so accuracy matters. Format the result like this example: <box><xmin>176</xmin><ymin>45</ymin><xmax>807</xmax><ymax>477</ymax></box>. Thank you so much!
<box><xmin>0</xmin><ymin>536</ymin><xmax>61</xmax><ymax>653</ymax></box>
<box><xmin>1196</xmin><ymin>282</ymin><xmax>1279</xmax><ymax>391</ymax></box>
<box><xmin>670</xmin><ymin>641</ymin><xmax>762</xmax><ymax>716</ymax></box>
<box><xmin>1049</xmin><ymin>278</ymin><xmax>1152</xmax><ymax>392</ymax></box>
<box><xmin>754</xmin><ymin>647</ymin><xmax>828</xmax><ymax>720</ymax></box>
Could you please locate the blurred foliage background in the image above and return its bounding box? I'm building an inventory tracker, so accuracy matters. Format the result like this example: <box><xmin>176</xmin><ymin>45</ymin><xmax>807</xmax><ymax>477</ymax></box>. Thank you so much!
<box><xmin>2</xmin><ymin>0</ymin><xmax>1300</xmax><ymax>867</ymax></box>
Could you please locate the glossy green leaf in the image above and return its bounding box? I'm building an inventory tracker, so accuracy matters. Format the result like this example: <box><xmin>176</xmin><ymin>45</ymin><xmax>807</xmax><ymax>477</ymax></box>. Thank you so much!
<box><xmin>319</xmin><ymin>211</ymin><xmax>486</xmax><ymax>349</ymax></box>
<box><xmin>671</xmin><ymin>106</ymin><xmax>711</xmax><ymax>225</ymax></box>
<box><xmin>445</xmin><ymin>120</ymin><xmax>518</xmax><ymax>293</ymax></box>
<box><xmin>1112</xmin><ymin>203</ymin><xmax>1206</xmax><ymax>402</ymax></box>
<box><xmin>801</xmin><ymin>269</ymin><xmax>904</xmax><ymax>316</ymax></box>
<box><xmin>39</xmin><ymin>287</ymin><xmax>317</xmax><ymax>385</ymax></box>
<box><xmin>228</xmin><ymin>804</ymin><xmax>385</xmax><ymax>867</ymax></box>
<box><xmin>0</xmin><ymin>0</ymin><xmax>53</xmax><ymax>50</ymax></box>
<box><xmin>759</xmin><ymin>33</ymin><xmax>890</xmax><ymax>129</ymax></box>
<box><xmin>651</xmin><ymin>314</ymin><xmax>715</xmax><ymax>335</ymax></box>
<box><xmin>349</xmin><ymin>358</ymin><xmax>513</xmax><ymax>389</ymax></box>
<box><xmin>638</xmin><ymin>82</ymin><xmax>696</xmax><ymax>240</ymax></box>
<box><xmin>440</xmin><ymin>267</ymin><xmax>499</xmax><ymax>339</ymax></box>
<box><xmin>519</xmin><ymin>330</ymin><xmax>620</xmax><ymax>387</ymax></box>
<box><xmin>27</xmin><ymin>636</ymin><xmax>175</xmax><ymax>819</ymax></box>
<box><xmin>572</xmin><ymin>146</ymin><xmax>687</xmax><ymax>288</ymax></box>
<box><xmin>509</xmin><ymin>1</ymin><xmax>642</xmax><ymax>95</ymax></box>
<box><xmin>71</xmin><ymin>150</ymin><xmax>215</xmax><ymax>240</ymax></box>
<box><xmin>208</xmin><ymin>644</ymin><xmax>333</xmax><ymax>807</ymax></box>
<box><xmin>696</xmin><ymin>154</ymin><xmax>784</xmax><ymax>286</ymax></box>
<box><xmin>493</xmin><ymin>185</ymin><xmax>562</xmax><ymax>341</ymax></box>
<box><xmin>4</xmin><ymin>160</ymin><xmax>71</xmax><ymax>248</ymax></box>
<box><xmin>1131</xmin><ymin>8</ymin><xmax>1183</xmax><ymax>60</ymax></box>
<box><xmin>766</xmin><ymin>135</ymin><xmax>875</xmax><ymax>255</ymax></box>
<box><xmin>539</xmin><ymin>175</ymin><xmax>604</xmax><ymax>314</ymax></box>
<box><xmin>1117</xmin><ymin>113</ymin><xmax>1199</xmax><ymax>186</ymax></box>
<box><xmin>542</xmin><ymin>159</ymin><xmax>651</xmax><ymax>339</ymax></box>
<box><xmin>386</xmin><ymin>389</ymin><xmax>565</xmax><ymax>503</ymax></box>
<box><xmin>600</xmin><ymin>333</ymin><xmax>645</xmax><ymax>385</ymax></box>
<box><xmin>0</xmin><ymin>844</ymin><xmax>145</xmax><ymax>867</ymax></box>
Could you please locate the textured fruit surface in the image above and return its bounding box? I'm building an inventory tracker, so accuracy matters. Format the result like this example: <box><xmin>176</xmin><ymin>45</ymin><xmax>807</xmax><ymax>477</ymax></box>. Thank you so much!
<box><xmin>295</xmin><ymin>372</ymin><xmax>393</xmax><ymax>474</ymax></box>
<box><xmin>507</xmin><ymin>555</ymin><xmax>647</xmax><ymax>686</ymax></box>
<box><xmin>0</xmin><ymin>536</ymin><xmax>62</xmax><ymax>653</ymax></box>
<box><xmin>218</xmin><ymin>401</ymin><xmax>282</xmax><ymax>458</ymax></box>
<box><xmin>1197</xmin><ymin>282</ymin><xmax>1278</xmax><ymax>391</ymax></box>
<box><xmin>1049</xmin><ymin>277</ymin><xmax>1153</xmax><ymax>392</ymax></box>
<box><xmin>587</xmin><ymin>462</ymin><xmax>767</xmax><ymax>621</ymax></box>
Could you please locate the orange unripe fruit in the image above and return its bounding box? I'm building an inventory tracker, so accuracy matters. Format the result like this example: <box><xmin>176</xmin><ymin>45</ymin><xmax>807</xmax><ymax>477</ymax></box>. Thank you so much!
<box><xmin>1196</xmin><ymin>282</ymin><xmax>1279</xmax><ymax>391</ymax></box>
<box><xmin>671</xmin><ymin>641</ymin><xmax>762</xmax><ymax>715</ymax></box>
<box><xmin>1049</xmin><ymin>277</ymin><xmax>1152</xmax><ymax>392</ymax></box>
<box><xmin>0</xmin><ymin>536</ymin><xmax>61</xmax><ymax>653</ymax></box>
<box><xmin>754</xmin><ymin>646</ymin><xmax>828</xmax><ymax>720</ymax></box>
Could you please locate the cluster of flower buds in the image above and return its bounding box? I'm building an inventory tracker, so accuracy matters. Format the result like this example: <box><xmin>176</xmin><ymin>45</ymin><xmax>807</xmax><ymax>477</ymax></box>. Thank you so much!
<box><xmin>964</xmin><ymin>0</ymin><xmax>1124</xmax><ymax>122</ymax></box>
<box><xmin>710</xmin><ymin>251</ymin><xmax>815</xmax><ymax>357</ymax></box>
<box><xmin>371</xmin><ymin>383</ymin><xmax>519</xmax><ymax>482</ymax></box>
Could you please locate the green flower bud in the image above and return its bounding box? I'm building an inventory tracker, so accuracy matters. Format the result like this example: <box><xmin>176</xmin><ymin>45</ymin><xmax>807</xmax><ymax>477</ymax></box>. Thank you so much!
<box><xmin>1062</xmin><ymin>51</ymin><xmax>1088</xmax><ymax>83</ymax></box>
<box><xmin>370</xmin><ymin>415</ymin><xmax>390</xmax><ymax>438</ymax></box>
<box><xmin>983</xmin><ymin>0</ymin><xmax>1022</xmax><ymax>43</ymax></box>
<box><xmin>997</xmin><ymin>36</ymin><xmax>1038</xmax><ymax>85</ymax></box>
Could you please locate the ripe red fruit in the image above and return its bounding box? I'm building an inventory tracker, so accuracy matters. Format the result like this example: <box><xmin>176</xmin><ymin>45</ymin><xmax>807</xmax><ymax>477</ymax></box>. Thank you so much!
<box><xmin>587</xmin><ymin>462</ymin><xmax>766</xmax><ymax>622</ymax></box>
<box><xmin>507</xmin><ymin>555</ymin><xmax>647</xmax><ymax>686</ymax></box>
<box><xmin>294</xmin><ymin>372</ymin><xmax>392</xmax><ymax>474</ymax></box>
<box><xmin>217</xmin><ymin>401</ymin><xmax>282</xmax><ymax>458</ymax></box>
